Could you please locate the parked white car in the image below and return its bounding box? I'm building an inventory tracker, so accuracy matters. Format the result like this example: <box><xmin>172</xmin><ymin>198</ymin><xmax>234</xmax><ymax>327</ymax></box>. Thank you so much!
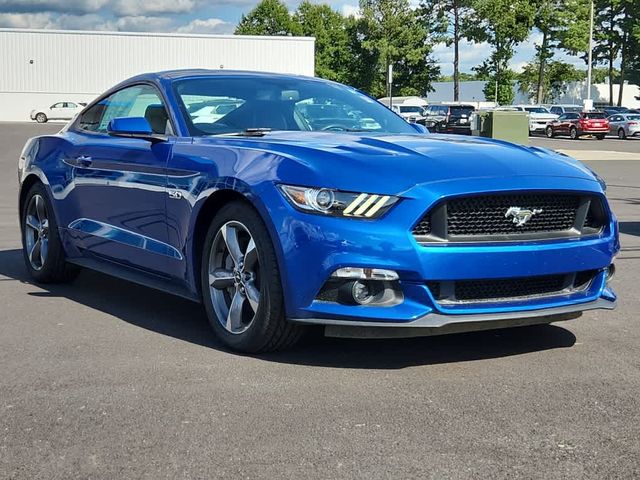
<box><xmin>392</xmin><ymin>104</ymin><xmax>427</xmax><ymax>123</ymax></box>
<box><xmin>30</xmin><ymin>101</ymin><xmax>87</xmax><ymax>123</ymax></box>
<box><xmin>496</xmin><ymin>105</ymin><xmax>558</xmax><ymax>134</ymax></box>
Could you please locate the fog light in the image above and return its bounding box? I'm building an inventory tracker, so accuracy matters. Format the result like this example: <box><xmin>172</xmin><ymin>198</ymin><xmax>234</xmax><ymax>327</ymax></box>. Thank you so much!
<box><xmin>352</xmin><ymin>281</ymin><xmax>372</xmax><ymax>304</ymax></box>
<box><xmin>606</xmin><ymin>264</ymin><xmax>615</xmax><ymax>282</ymax></box>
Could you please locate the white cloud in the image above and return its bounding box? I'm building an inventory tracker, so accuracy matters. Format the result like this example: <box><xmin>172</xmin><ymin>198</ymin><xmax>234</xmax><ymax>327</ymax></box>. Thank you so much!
<box><xmin>0</xmin><ymin>12</ymin><xmax>54</xmax><ymax>28</ymax></box>
<box><xmin>106</xmin><ymin>15</ymin><xmax>173</xmax><ymax>31</ymax></box>
<box><xmin>175</xmin><ymin>17</ymin><xmax>234</xmax><ymax>34</ymax></box>
<box><xmin>340</xmin><ymin>4</ymin><xmax>360</xmax><ymax>18</ymax></box>
<box><xmin>112</xmin><ymin>0</ymin><xmax>197</xmax><ymax>16</ymax></box>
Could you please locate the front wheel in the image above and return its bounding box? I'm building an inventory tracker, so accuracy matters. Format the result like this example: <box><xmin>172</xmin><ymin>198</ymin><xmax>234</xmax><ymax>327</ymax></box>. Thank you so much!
<box><xmin>21</xmin><ymin>182</ymin><xmax>79</xmax><ymax>283</ymax></box>
<box><xmin>570</xmin><ymin>127</ymin><xmax>579</xmax><ymax>140</ymax></box>
<box><xmin>618</xmin><ymin>128</ymin><xmax>627</xmax><ymax>140</ymax></box>
<box><xmin>201</xmin><ymin>201</ymin><xmax>304</xmax><ymax>352</ymax></box>
<box><xmin>545</xmin><ymin>126</ymin><xmax>554</xmax><ymax>138</ymax></box>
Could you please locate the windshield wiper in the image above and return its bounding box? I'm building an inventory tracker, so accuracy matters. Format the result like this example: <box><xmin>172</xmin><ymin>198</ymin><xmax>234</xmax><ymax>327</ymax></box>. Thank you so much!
<box><xmin>212</xmin><ymin>128</ymin><xmax>272</xmax><ymax>137</ymax></box>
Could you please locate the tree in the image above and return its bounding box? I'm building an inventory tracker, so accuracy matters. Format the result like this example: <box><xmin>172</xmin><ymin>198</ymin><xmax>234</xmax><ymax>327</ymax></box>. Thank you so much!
<box><xmin>355</xmin><ymin>0</ymin><xmax>440</xmax><ymax>97</ymax></box>
<box><xmin>518</xmin><ymin>60</ymin><xmax>585</xmax><ymax>103</ymax></box>
<box><xmin>627</xmin><ymin>23</ymin><xmax>640</xmax><ymax>88</ymax></box>
<box><xmin>420</xmin><ymin>0</ymin><xmax>474</xmax><ymax>101</ymax></box>
<box><xmin>294</xmin><ymin>2</ymin><xmax>352</xmax><ymax>83</ymax></box>
<box><xmin>235</xmin><ymin>0</ymin><xmax>301</xmax><ymax>36</ymax></box>
<box><xmin>465</xmin><ymin>0</ymin><xmax>536</xmax><ymax>104</ymax></box>
<box><xmin>594</xmin><ymin>0</ymin><xmax>623</xmax><ymax>105</ymax></box>
<box><xmin>615</xmin><ymin>0</ymin><xmax>640</xmax><ymax>105</ymax></box>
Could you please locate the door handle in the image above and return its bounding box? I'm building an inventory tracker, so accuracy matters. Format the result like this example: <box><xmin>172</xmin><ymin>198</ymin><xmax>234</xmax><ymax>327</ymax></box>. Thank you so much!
<box><xmin>76</xmin><ymin>155</ymin><xmax>92</xmax><ymax>167</ymax></box>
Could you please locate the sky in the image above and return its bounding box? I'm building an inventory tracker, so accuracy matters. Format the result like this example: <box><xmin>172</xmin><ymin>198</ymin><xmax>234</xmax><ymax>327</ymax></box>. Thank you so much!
<box><xmin>0</xmin><ymin>0</ymin><xmax>588</xmax><ymax>75</ymax></box>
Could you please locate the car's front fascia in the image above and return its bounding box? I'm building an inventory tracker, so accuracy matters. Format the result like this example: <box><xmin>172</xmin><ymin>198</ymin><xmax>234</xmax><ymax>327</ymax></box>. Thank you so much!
<box><xmin>260</xmin><ymin>174</ymin><xmax>617</xmax><ymax>330</ymax></box>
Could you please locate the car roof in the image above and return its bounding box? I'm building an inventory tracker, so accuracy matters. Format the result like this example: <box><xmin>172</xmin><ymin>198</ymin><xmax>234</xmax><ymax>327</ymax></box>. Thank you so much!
<box><xmin>125</xmin><ymin>69</ymin><xmax>317</xmax><ymax>83</ymax></box>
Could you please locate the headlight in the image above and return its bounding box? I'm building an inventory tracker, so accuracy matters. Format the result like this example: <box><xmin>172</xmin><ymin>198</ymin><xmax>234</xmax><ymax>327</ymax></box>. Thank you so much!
<box><xmin>278</xmin><ymin>185</ymin><xmax>399</xmax><ymax>218</ymax></box>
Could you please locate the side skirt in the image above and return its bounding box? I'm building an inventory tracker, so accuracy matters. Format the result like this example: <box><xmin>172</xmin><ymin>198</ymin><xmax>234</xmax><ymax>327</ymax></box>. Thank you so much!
<box><xmin>68</xmin><ymin>255</ymin><xmax>200</xmax><ymax>303</ymax></box>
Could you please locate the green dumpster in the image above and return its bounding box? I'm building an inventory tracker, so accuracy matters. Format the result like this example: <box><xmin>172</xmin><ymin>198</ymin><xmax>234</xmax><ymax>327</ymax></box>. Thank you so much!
<box><xmin>472</xmin><ymin>110</ymin><xmax>529</xmax><ymax>145</ymax></box>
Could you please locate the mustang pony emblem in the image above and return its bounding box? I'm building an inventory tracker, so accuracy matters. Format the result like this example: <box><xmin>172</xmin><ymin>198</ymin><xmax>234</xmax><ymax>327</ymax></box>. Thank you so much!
<box><xmin>505</xmin><ymin>207</ymin><xmax>543</xmax><ymax>227</ymax></box>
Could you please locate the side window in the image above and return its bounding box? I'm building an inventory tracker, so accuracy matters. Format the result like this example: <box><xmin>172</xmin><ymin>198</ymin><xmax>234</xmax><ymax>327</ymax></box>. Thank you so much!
<box><xmin>52</xmin><ymin>102</ymin><xmax>64</xmax><ymax>109</ymax></box>
<box><xmin>65</xmin><ymin>102</ymin><xmax>77</xmax><ymax>108</ymax></box>
<box><xmin>77</xmin><ymin>84</ymin><xmax>171</xmax><ymax>134</ymax></box>
<box><xmin>557</xmin><ymin>114</ymin><xmax>566</xmax><ymax>120</ymax></box>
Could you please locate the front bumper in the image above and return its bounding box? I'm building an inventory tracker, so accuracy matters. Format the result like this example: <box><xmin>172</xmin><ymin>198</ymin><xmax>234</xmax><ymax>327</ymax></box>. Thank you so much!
<box><xmin>529</xmin><ymin>120</ymin><xmax>553</xmax><ymax>132</ymax></box>
<box><xmin>262</xmin><ymin>176</ymin><xmax>619</xmax><ymax>329</ymax></box>
<box><xmin>291</xmin><ymin>296</ymin><xmax>616</xmax><ymax>338</ymax></box>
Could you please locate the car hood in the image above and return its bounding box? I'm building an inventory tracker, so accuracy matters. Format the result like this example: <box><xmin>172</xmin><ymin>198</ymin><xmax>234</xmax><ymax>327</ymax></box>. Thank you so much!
<box><xmin>195</xmin><ymin>132</ymin><xmax>599</xmax><ymax>194</ymax></box>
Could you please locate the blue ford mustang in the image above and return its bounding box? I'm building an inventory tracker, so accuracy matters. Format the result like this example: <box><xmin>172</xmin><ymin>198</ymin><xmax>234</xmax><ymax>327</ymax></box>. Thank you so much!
<box><xmin>18</xmin><ymin>70</ymin><xmax>618</xmax><ymax>352</ymax></box>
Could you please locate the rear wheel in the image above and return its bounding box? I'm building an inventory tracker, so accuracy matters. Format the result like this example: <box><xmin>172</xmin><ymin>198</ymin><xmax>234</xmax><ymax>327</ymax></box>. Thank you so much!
<box><xmin>35</xmin><ymin>112</ymin><xmax>47</xmax><ymax>123</ymax></box>
<box><xmin>201</xmin><ymin>201</ymin><xmax>304</xmax><ymax>352</ymax></box>
<box><xmin>545</xmin><ymin>126</ymin><xmax>554</xmax><ymax>138</ymax></box>
<box><xmin>21</xmin><ymin>182</ymin><xmax>79</xmax><ymax>283</ymax></box>
<box><xmin>618</xmin><ymin>128</ymin><xmax>627</xmax><ymax>140</ymax></box>
<box><xmin>570</xmin><ymin>127</ymin><xmax>579</xmax><ymax>140</ymax></box>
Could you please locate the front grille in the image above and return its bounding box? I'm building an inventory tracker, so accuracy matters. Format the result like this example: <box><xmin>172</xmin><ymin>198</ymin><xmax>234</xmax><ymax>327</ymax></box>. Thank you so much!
<box><xmin>455</xmin><ymin>275</ymin><xmax>566</xmax><ymax>301</ymax></box>
<box><xmin>448</xmin><ymin>194</ymin><xmax>579</xmax><ymax>236</ymax></box>
<box><xmin>426</xmin><ymin>270</ymin><xmax>598</xmax><ymax>304</ymax></box>
<box><xmin>413</xmin><ymin>193</ymin><xmax>606</xmax><ymax>242</ymax></box>
<box><xmin>412</xmin><ymin>216</ymin><xmax>431</xmax><ymax>236</ymax></box>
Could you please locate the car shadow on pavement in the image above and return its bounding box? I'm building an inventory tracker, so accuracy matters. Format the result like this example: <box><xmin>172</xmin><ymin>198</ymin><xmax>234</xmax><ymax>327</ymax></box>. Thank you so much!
<box><xmin>619</xmin><ymin>221</ymin><xmax>640</xmax><ymax>237</ymax></box>
<box><xmin>0</xmin><ymin>248</ymin><xmax>577</xmax><ymax>369</ymax></box>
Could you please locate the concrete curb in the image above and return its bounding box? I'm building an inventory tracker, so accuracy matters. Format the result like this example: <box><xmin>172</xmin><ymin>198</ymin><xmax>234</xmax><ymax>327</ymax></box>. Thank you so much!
<box><xmin>557</xmin><ymin>150</ymin><xmax>640</xmax><ymax>161</ymax></box>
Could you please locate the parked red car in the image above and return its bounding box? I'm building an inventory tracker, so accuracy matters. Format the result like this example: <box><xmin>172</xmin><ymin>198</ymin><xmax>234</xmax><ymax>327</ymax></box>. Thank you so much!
<box><xmin>545</xmin><ymin>111</ymin><xmax>609</xmax><ymax>140</ymax></box>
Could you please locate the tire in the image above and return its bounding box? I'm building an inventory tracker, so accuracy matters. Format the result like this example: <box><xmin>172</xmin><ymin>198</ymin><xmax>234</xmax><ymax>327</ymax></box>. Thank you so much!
<box><xmin>21</xmin><ymin>182</ymin><xmax>80</xmax><ymax>283</ymax></box>
<box><xmin>596</xmin><ymin>134</ymin><xmax>605</xmax><ymax>140</ymax></box>
<box><xmin>570</xmin><ymin>127</ymin><xmax>579</xmax><ymax>140</ymax></box>
<box><xmin>200</xmin><ymin>201</ymin><xmax>304</xmax><ymax>352</ymax></box>
<box><xmin>35</xmin><ymin>112</ymin><xmax>47</xmax><ymax>123</ymax></box>
<box><xmin>618</xmin><ymin>128</ymin><xmax>627</xmax><ymax>140</ymax></box>
<box><xmin>545</xmin><ymin>126</ymin><xmax>554</xmax><ymax>138</ymax></box>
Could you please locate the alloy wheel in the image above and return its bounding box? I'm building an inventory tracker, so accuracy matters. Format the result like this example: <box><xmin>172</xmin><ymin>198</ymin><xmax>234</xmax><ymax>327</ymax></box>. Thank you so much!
<box><xmin>24</xmin><ymin>194</ymin><xmax>49</xmax><ymax>271</ymax></box>
<box><xmin>208</xmin><ymin>221</ymin><xmax>261</xmax><ymax>334</ymax></box>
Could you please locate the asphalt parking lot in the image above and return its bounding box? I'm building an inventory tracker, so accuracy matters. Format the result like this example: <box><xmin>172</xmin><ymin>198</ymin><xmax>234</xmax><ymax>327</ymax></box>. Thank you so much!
<box><xmin>1</xmin><ymin>123</ymin><xmax>639</xmax><ymax>479</ymax></box>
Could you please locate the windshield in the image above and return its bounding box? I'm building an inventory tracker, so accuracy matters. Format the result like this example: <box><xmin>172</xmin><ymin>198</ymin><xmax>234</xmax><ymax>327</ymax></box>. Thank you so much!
<box><xmin>173</xmin><ymin>76</ymin><xmax>415</xmax><ymax>136</ymax></box>
<box><xmin>563</xmin><ymin>106</ymin><xmax>583</xmax><ymax>113</ymax></box>
<box><xmin>584</xmin><ymin>112</ymin><xmax>606</xmax><ymax>119</ymax></box>
<box><xmin>524</xmin><ymin>107</ymin><xmax>549</xmax><ymax>113</ymax></box>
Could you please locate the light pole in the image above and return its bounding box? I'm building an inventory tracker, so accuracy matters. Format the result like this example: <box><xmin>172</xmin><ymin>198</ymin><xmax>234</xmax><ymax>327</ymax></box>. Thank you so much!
<box><xmin>585</xmin><ymin>0</ymin><xmax>594</xmax><ymax>110</ymax></box>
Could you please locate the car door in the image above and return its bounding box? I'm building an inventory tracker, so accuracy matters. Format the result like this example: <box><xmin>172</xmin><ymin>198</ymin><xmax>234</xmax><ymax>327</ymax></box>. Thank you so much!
<box><xmin>554</xmin><ymin>114</ymin><xmax>567</xmax><ymax>134</ymax></box>
<box><xmin>49</xmin><ymin>102</ymin><xmax>66</xmax><ymax>119</ymax></box>
<box><xmin>62</xmin><ymin>102</ymin><xmax>78</xmax><ymax>120</ymax></box>
<box><xmin>60</xmin><ymin>84</ymin><xmax>177</xmax><ymax>275</ymax></box>
<box><xmin>608</xmin><ymin>115</ymin><xmax>621</xmax><ymax>133</ymax></box>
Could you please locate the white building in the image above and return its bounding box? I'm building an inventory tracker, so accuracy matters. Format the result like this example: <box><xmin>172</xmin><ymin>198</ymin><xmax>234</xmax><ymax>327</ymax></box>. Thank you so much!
<box><xmin>0</xmin><ymin>28</ymin><xmax>315</xmax><ymax>122</ymax></box>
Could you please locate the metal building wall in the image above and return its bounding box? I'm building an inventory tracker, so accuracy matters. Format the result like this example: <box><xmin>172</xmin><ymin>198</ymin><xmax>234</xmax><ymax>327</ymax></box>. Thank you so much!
<box><xmin>0</xmin><ymin>28</ymin><xmax>315</xmax><ymax>122</ymax></box>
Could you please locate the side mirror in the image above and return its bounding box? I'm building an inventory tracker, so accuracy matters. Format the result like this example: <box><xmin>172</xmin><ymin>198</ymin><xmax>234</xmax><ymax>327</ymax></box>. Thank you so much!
<box><xmin>107</xmin><ymin>117</ymin><xmax>166</xmax><ymax>142</ymax></box>
<box><xmin>411</xmin><ymin>123</ymin><xmax>429</xmax><ymax>134</ymax></box>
